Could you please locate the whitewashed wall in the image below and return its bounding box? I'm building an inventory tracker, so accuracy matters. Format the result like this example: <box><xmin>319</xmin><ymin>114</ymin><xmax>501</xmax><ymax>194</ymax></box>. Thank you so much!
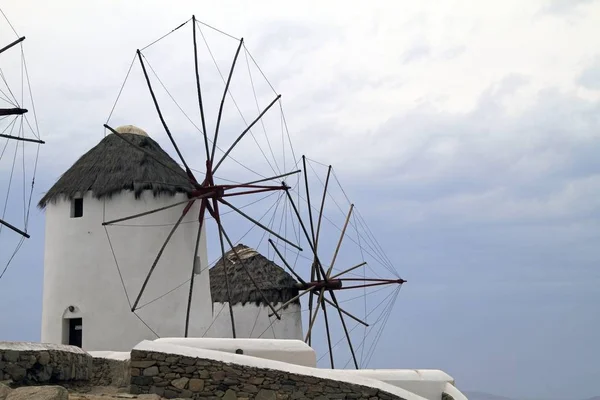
<box><xmin>204</xmin><ymin>302</ymin><xmax>303</xmax><ymax>341</ymax></box>
<box><xmin>154</xmin><ymin>337</ymin><xmax>316</xmax><ymax>367</ymax></box>
<box><xmin>41</xmin><ymin>190</ymin><xmax>211</xmax><ymax>351</ymax></box>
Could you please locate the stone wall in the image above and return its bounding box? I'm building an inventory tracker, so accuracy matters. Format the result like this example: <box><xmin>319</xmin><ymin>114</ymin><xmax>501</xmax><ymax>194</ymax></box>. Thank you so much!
<box><xmin>0</xmin><ymin>342</ymin><xmax>91</xmax><ymax>384</ymax></box>
<box><xmin>90</xmin><ymin>357</ymin><xmax>130</xmax><ymax>387</ymax></box>
<box><xmin>130</xmin><ymin>349</ymin><xmax>407</xmax><ymax>400</ymax></box>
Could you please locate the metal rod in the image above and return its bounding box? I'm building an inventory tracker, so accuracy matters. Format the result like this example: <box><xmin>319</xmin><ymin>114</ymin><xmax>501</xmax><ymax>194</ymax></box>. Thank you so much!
<box><xmin>321</xmin><ymin>297</ymin><xmax>335</xmax><ymax>368</ymax></box>
<box><xmin>0</xmin><ymin>36</ymin><xmax>25</xmax><ymax>55</ymax></box>
<box><xmin>184</xmin><ymin>200</ymin><xmax>207</xmax><ymax>337</ymax></box>
<box><xmin>221</xmin><ymin>187</ymin><xmax>287</xmax><ymax>198</ymax></box>
<box><xmin>0</xmin><ymin>132</ymin><xmax>43</xmax><ymax>144</ymax></box>
<box><xmin>337</xmin><ymin>281</ymin><xmax>405</xmax><ymax>290</ymax></box>
<box><xmin>268</xmin><ymin>287</ymin><xmax>312</xmax><ymax>317</ymax></box>
<box><xmin>326</xmin><ymin>204</ymin><xmax>354</xmax><ymax>278</ymax></box>
<box><xmin>131</xmin><ymin>200</ymin><xmax>195</xmax><ymax>311</ymax></box>
<box><xmin>137</xmin><ymin>50</ymin><xmax>195</xmax><ymax>177</ymax></box>
<box><xmin>304</xmin><ymin>287</ymin><xmax>325</xmax><ymax>342</ymax></box>
<box><xmin>211</xmin><ymin>38</ymin><xmax>244</xmax><ymax>163</ymax></box>
<box><xmin>330</xmin><ymin>262</ymin><xmax>367</xmax><ymax>280</ymax></box>
<box><xmin>104</xmin><ymin>124</ymin><xmax>191</xmax><ymax>183</ymax></box>
<box><xmin>220</xmin><ymin>183</ymin><xmax>290</xmax><ymax>190</ymax></box>
<box><xmin>329</xmin><ymin>290</ymin><xmax>359</xmax><ymax>369</ymax></box>
<box><xmin>242</xmin><ymin>169</ymin><xmax>301</xmax><ymax>186</ymax></box>
<box><xmin>212</xmin><ymin>94</ymin><xmax>281</xmax><ymax>174</ymax></box>
<box><xmin>302</xmin><ymin>155</ymin><xmax>318</xmax><ymax>345</ymax></box>
<box><xmin>102</xmin><ymin>193</ymin><xmax>210</xmax><ymax>226</ymax></box>
<box><xmin>315</xmin><ymin>165</ymin><xmax>332</xmax><ymax>249</ymax></box>
<box><xmin>192</xmin><ymin>15</ymin><xmax>210</xmax><ymax>163</ymax></box>
<box><xmin>268</xmin><ymin>239</ymin><xmax>306</xmax><ymax>284</ymax></box>
<box><xmin>283</xmin><ymin>187</ymin><xmax>329</xmax><ymax>280</ymax></box>
<box><xmin>218</xmin><ymin>198</ymin><xmax>302</xmax><ymax>251</ymax></box>
<box><xmin>209</xmin><ymin>200</ymin><xmax>237</xmax><ymax>338</ymax></box>
<box><xmin>307</xmin><ymin>287</ymin><xmax>315</xmax><ymax>346</ymax></box>
<box><xmin>340</xmin><ymin>278</ymin><xmax>407</xmax><ymax>283</ymax></box>
<box><xmin>213</xmin><ymin>211</ymin><xmax>282</xmax><ymax>320</ymax></box>
<box><xmin>0</xmin><ymin>108</ymin><xmax>27</xmax><ymax>117</ymax></box>
<box><xmin>322</xmin><ymin>297</ymin><xmax>368</xmax><ymax>327</ymax></box>
<box><xmin>302</xmin><ymin>156</ymin><xmax>316</xmax><ymax>244</ymax></box>
<box><xmin>0</xmin><ymin>218</ymin><xmax>30</xmax><ymax>238</ymax></box>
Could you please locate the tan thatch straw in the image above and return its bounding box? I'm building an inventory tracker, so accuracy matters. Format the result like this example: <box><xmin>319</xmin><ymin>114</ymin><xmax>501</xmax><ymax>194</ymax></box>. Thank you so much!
<box><xmin>210</xmin><ymin>244</ymin><xmax>300</xmax><ymax>308</ymax></box>
<box><xmin>38</xmin><ymin>126</ymin><xmax>193</xmax><ymax>208</ymax></box>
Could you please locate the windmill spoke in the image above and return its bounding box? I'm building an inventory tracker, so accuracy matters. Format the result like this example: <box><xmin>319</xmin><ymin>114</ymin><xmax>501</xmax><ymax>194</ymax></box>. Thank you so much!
<box><xmin>0</xmin><ymin>217</ymin><xmax>30</xmax><ymax>238</ymax></box>
<box><xmin>302</xmin><ymin>156</ymin><xmax>316</xmax><ymax>244</ymax></box>
<box><xmin>0</xmin><ymin>133</ymin><xmax>43</xmax><ymax>144</ymax></box>
<box><xmin>304</xmin><ymin>287</ymin><xmax>325</xmax><ymax>342</ymax></box>
<box><xmin>315</xmin><ymin>165</ymin><xmax>332</xmax><ymax>249</ymax></box>
<box><xmin>212</xmin><ymin>94</ymin><xmax>281</xmax><ymax>174</ymax></box>
<box><xmin>0</xmin><ymin>36</ymin><xmax>25</xmax><ymax>55</ymax></box>
<box><xmin>0</xmin><ymin>108</ymin><xmax>27</xmax><ymax>117</ymax></box>
<box><xmin>240</xmin><ymin>169</ymin><xmax>301</xmax><ymax>186</ymax></box>
<box><xmin>307</xmin><ymin>291</ymin><xmax>315</xmax><ymax>346</ymax></box>
<box><xmin>268</xmin><ymin>239</ymin><xmax>306</xmax><ymax>284</ymax></box>
<box><xmin>321</xmin><ymin>296</ymin><xmax>335</xmax><ymax>368</ymax></box>
<box><xmin>284</xmin><ymin>187</ymin><xmax>329</xmax><ymax>280</ymax></box>
<box><xmin>211</xmin><ymin>38</ymin><xmax>244</xmax><ymax>163</ymax></box>
<box><xmin>330</xmin><ymin>261</ymin><xmax>367</xmax><ymax>279</ymax></box>
<box><xmin>328</xmin><ymin>290</ymin><xmax>359</xmax><ymax>369</ymax></box>
<box><xmin>326</xmin><ymin>204</ymin><xmax>354</xmax><ymax>278</ymax></box>
<box><xmin>322</xmin><ymin>297</ymin><xmax>368</xmax><ymax>327</ymax></box>
<box><xmin>137</xmin><ymin>50</ymin><xmax>195</xmax><ymax>179</ymax></box>
<box><xmin>218</xmin><ymin>198</ymin><xmax>302</xmax><ymax>251</ymax></box>
<box><xmin>336</xmin><ymin>279</ymin><xmax>406</xmax><ymax>290</ymax></box>
<box><xmin>184</xmin><ymin>200</ymin><xmax>207</xmax><ymax>337</ymax></box>
<box><xmin>268</xmin><ymin>286</ymin><xmax>312</xmax><ymax>317</ymax></box>
<box><xmin>131</xmin><ymin>200</ymin><xmax>196</xmax><ymax>311</ymax></box>
<box><xmin>208</xmin><ymin>200</ymin><xmax>237</xmax><ymax>338</ymax></box>
<box><xmin>102</xmin><ymin>193</ymin><xmax>211</xmax><ymax>226</ymax></box>
<box><xmin>192</xmin><ymin>15</ymin><xmax>210</xmax><ymax>163</ymax></box>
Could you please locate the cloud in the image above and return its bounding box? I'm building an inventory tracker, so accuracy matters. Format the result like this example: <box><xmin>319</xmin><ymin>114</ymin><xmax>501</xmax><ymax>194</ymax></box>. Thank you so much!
<box><xmin>2</xmin><ymin>2</ymin><xmax>600</xmax><ymax>399</ymax></box>
<box><xmin>578</xmin><ymin>56</ymin><xmax>600</xmax><ymax>90</ymax></box>
<box><xmin>539</xmin><ymin>0</ymin><xmax>598</xmax><ymax>14</ymax></box>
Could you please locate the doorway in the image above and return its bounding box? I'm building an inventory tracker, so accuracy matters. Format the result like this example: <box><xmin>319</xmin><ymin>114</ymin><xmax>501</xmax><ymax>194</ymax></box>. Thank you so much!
<box><xmin>68</xmin><ymin>318</ymin><xmax>82</xmax><ymax>348</ymax></box>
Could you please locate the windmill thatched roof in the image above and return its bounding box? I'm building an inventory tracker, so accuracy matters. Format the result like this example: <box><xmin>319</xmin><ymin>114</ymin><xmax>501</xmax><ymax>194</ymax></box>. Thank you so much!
<box><xmin>209</xmin><ymin>244</ymin><xmax>300</xmax><ymax>308</ymax></box>
<box><xmin>38</xmin><ymin>126</ymin><xmax>194</xmax><ymax>208</ymax></box>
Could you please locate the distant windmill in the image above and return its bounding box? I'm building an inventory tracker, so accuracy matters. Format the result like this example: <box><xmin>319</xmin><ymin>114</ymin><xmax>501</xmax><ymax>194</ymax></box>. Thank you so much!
<box><xmin>0</xmin><ymin>7</ymin><xmax>44</xmax><ymax>280</ymax></box>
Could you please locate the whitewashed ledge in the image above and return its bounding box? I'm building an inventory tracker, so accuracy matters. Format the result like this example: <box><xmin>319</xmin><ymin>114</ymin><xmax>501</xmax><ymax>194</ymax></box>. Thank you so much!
<box><xmin>132</xmin><ymin>340</ymin><xmax>429</xmax><ymax>400</ymax></box>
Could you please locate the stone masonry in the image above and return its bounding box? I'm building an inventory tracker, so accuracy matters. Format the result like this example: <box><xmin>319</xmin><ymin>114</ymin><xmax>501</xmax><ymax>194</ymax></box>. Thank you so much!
<box><xmin>130</xmin><ymin>349</ymin><xmax>407</xmax><ymax>400</ymax></box>
<box><xmin>90</xmin><ymin>357</ymin><xmax>130</xmax><ymax>387</ymax></box>
<box><xmin>0</xmin><ymin>342</ymin><xmax>91</xmax><ymax>384</ymax></box>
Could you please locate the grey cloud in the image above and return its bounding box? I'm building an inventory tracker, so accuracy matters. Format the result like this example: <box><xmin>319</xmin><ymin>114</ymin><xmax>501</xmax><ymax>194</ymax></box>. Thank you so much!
<box><xmin>295</xmin><ymin>75</ymin><xmax>600</xmax><ymax>230</ymax></box>
<box><xmin>538</xmin><ymin>0</ymin><xmax>598</xmax><ymax>15</ymax></box>
<box><xmin>578</xmin><ymin>56</ymin><xmax>600</xmax><ymax>90</ymax></box>
<box><xmin>401</xmin><ymin>44</ymin><xmax>431</xmax><ymax>64</ymax></box>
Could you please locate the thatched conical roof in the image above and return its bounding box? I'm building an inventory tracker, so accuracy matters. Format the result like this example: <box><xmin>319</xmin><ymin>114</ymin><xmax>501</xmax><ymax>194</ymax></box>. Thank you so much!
<box><xmin>209</xmin><ymin>244</ymin><xmax>300</xmax><ymax>307</ymax></box>
<box><xmin>38</xmin><ymin>126</ymin><xmax>194</xmax><ymax>208</ymax></box>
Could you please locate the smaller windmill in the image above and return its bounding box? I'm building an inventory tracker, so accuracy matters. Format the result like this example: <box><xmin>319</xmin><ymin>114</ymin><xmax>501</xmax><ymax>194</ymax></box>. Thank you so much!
<box><xmin>265</xmin><ymin>156</ymin><xmax>406</xmax><ymax>369</ymax></box>
<box><xmin>0</xmin><ymin>7</ymin><xmax>44</xmax><ymax>280</ymax></box>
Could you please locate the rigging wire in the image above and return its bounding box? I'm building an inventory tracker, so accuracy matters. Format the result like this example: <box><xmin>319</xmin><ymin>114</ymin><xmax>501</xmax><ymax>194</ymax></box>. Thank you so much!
<box><xmin>140</xmin><ymin>18</ymin><xmax>191</xmax><ymax>51</ymax></box>
<box><xmin>196</xmin><ymin>23</ymin><xmax>279</xmax><ymax>178</ymax></box>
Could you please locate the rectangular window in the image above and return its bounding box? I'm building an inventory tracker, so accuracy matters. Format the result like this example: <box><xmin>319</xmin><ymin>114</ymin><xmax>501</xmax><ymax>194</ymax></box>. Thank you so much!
<box><xmin>71</xmin><ymin>198</ymin><xmax>83</xmax><ymax>218</ymax></box>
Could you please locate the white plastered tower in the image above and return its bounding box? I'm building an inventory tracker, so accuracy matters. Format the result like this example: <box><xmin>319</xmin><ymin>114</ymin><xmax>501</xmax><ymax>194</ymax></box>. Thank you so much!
<box><xmin>40</xmin><ymin>125</ymin><xmax>211</xmax><ymax>351</ymax></box>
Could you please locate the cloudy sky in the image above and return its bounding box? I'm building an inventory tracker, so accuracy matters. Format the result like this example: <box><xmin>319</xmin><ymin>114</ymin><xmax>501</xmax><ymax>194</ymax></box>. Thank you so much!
<box><xmin>1</xmin><ymin>0</ymin><xmax>600</xmax><ymax>398</ymax></box>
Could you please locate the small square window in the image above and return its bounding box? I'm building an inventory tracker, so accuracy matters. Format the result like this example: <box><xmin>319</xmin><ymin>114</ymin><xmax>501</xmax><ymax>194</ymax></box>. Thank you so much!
<box><xmin>71</xmin><ymin>198</ymin><xmax>83</xmax><ymax>218</ymax></box>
